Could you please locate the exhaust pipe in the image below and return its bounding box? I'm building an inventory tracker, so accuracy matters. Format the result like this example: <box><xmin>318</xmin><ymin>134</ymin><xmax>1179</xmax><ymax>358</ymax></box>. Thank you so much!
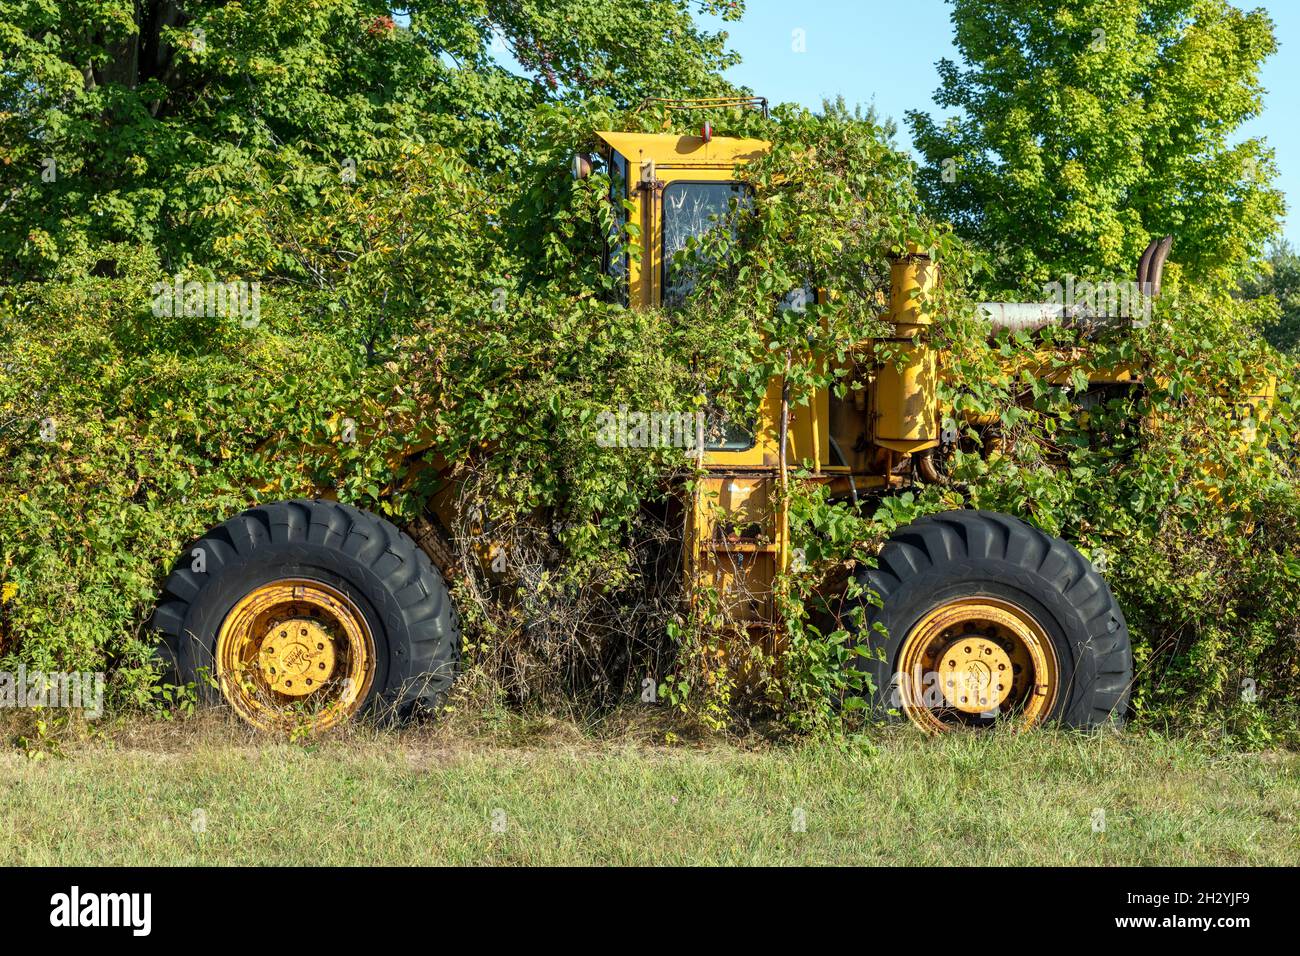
<box><xmin>1146</xmin><ymin>235</ymin><xmax>1173</xmax><ymax>298</ymax></box>
<box><xmin>979</xmin><ymin>235</ymin><xmax>1176</xmax><ymax>331</ymax></box>
<box><xmin>976</xmin><ymin>301</ymin><xmax>1072</xmax><ymax>332</ymax></box>
<box><xmin>1137</xmin><ymin>238</ymin><xmax>1159</xmax><ymax>290</ymax></box>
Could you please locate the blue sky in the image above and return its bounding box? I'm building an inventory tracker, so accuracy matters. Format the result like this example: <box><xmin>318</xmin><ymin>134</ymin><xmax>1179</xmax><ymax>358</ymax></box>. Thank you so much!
<box><xmin>697</xmin><ymin>0</ymin><xmax>1297</xmax><ymax>246</ymax></box>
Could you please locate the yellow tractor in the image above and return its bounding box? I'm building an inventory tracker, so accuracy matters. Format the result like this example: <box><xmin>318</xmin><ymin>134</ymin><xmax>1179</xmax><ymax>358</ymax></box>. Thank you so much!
<box><xmin>153</xmin><ymin>124</ymin><xmax>1134</xmax><ymax>734</ymax></box>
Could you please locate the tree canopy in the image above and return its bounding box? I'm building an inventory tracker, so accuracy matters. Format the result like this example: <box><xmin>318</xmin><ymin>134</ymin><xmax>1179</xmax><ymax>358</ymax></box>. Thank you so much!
<box><xmin>1240</xmin><ymin>240</ymin><xmax>1300</xmax><ymax>352</ymax></box>
<box><xmin>0</xmin><ymin>0</ymin><xmax>742</xmax><ymax>277</ymax></box>
<box><xmin>908</xmin><ymin>0</ymin><xmax>1284</xmax><ymax>291</ymax></box>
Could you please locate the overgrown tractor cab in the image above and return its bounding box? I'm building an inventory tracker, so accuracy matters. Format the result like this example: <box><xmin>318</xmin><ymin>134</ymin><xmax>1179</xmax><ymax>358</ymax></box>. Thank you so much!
<box><xmin>152</xmin><ymin>126</ymin><xmax>1135</xmax><ymax>736</ymax></box>
<box><xmin>590</xmin><ymin>129</ymin><xmax>940</xmax><ymax>639</ymax></box>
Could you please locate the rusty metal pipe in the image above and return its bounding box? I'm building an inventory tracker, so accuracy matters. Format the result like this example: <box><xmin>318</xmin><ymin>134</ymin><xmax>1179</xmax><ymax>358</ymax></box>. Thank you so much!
<box><xmin>1137</xmin><ymin>238</ymin><xmax>1159</xmax><ymax>290</ymax></box>
<box><xmin>914</xmin><ymin>448</ymin><xmax>971</xmax><ymax>495</ymax></box>
<box><xmin>1147</xmin><ymin>235</ymin><xmax>1173</xmax><ymax>298</ymax></box>
<box><xmin>914</xmin><ymin>448</ymin><xmax>948</xmax><ymax>485</ymax></box>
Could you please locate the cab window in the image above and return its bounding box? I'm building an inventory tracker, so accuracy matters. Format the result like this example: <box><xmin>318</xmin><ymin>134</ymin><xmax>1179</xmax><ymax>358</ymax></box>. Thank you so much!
<box><xmin>604</xmin><ymin>151</ymin><xmax>629</xmax><ymax>305</ymax></box>
<box><xmin>662</xmin><ymin>181</ymin><xmax>750</xmax><ymax>308</ymax></box>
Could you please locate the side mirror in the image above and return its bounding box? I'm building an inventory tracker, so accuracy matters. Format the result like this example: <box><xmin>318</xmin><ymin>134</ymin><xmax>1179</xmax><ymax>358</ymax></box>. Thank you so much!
<box><xmin>571</xmin><ymin>153</ymin><xmax>593</xmax><ymax>180</ymax></box>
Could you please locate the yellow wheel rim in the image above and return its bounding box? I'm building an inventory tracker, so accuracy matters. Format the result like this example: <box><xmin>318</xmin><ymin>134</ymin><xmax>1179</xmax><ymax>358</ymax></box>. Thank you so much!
<box><xmin>895</xmin><ymin>597</ymin><xmax>1059</xmax><ymax>733</ymax></box>
<box><xmin>215</xmin><ymin>579</ymin><xmax>375</xmax><ymax>732</ymax></box>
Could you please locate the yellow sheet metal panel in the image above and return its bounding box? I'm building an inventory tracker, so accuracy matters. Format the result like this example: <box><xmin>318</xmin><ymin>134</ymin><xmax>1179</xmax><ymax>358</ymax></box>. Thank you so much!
<box><xmin>597</xmin><ymin>131</ymin><xmax>770</xmax><ymax>167</ymax></box>
<box><xmin>875</xmin><ymin>344</ymin><xmax>939</xmax><ymax>450</ymax></box>
<box><xmin>687</xmin><ymin>475</ymin><xmax>781</xmax><ymax>623</ymax></box>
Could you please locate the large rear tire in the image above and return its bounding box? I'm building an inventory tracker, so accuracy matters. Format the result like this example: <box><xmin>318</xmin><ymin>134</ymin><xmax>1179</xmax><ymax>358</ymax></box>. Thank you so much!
<box><xmin>852</xmin><ymin>510</ymin><xmax>1131</xmax><ymax>731</ymax></box>
<box><xmin>152</xmin><ymin>499</ymin><xmax>459</xmax><ymax>731</ymax></box>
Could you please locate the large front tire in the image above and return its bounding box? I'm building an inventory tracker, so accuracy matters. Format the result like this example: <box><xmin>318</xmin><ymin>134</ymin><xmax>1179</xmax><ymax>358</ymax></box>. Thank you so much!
<box><xmin>853</xmin><ymin>510</ymin><xmax>1132</xmax><ymax>731</ymax></box>
<box><xmin>152</xmin><ymin>499</ymin><xmax>459</xmax><ymax>731</ymax></box>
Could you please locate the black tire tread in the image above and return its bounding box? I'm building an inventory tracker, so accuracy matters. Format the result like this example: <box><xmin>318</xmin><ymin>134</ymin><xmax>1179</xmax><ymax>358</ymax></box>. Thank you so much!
<box><xmin>153</xmin><ymin>498</ymin><xmax>459</xmax><ymax>721</ymax></box>
<box><xmin>861</xmin><ymin>509</ymin><xmax>1133</xmax><ymax>728</ymax></box>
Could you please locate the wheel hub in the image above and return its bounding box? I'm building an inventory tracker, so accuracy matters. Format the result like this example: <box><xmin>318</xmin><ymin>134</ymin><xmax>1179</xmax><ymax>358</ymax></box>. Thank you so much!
<box><xmin>215</xmin><ymin>579</ymin><xmax>376</xmax><ymax>732</ymax></box>
<box><xmin>258</xmin><ymin>617</ymin><xmax>337</xmax><ymax>697</ymax></box>
<box><xmin>896</xmin><ymin>597</ymin><xmax>1060</xmax><ymax>732</ymax></box>
<box><xmin>936</xmin><ymin>635</ymin><xmax>1014</xmax><ymax>713</ymax></box>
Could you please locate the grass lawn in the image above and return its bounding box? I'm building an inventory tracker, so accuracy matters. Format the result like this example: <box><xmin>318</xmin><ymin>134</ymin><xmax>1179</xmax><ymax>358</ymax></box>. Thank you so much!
<box><xmin>1</xmin><ymin>716</ymin><xmax>1296</xmax><ymax>866</ymax></box>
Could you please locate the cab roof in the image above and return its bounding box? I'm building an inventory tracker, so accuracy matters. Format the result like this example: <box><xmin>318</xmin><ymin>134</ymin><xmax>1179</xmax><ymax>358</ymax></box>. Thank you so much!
<box><xmin>595</xmin><ymin>131</ymin><xmax>770</xmax><ymax>167</ymax></box>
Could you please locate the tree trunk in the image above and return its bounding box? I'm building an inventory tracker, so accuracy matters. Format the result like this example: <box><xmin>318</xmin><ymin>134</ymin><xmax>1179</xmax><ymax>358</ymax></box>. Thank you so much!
<box><xmin>95</xmin><ymin>1</ymin><xmax>187</xmax><ymax>98</ymax></box>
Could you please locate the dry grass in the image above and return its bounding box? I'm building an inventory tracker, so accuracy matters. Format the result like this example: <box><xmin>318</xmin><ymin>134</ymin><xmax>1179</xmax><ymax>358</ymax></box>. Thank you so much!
<box><xmin>1</xmin><ymin>711</ymin><xmax>1295</xmax><ymax>865</ymax></box>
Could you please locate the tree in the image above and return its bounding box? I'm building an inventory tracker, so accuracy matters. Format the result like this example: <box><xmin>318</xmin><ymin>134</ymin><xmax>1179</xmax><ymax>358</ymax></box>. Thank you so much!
<box><xmin>0</xmin><ymin>0</ymin><xmax>743</xmax><ymax>279</ymax></box>
<box><xmin>907</xmin><ymin>0</ymin><xmax>1284</xmax><ymax>292</ymax></box>
<box><xmin>1239</xmin><ymin>240</ymin><xmax>1300</xmax><ymax>352</ymax></box>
